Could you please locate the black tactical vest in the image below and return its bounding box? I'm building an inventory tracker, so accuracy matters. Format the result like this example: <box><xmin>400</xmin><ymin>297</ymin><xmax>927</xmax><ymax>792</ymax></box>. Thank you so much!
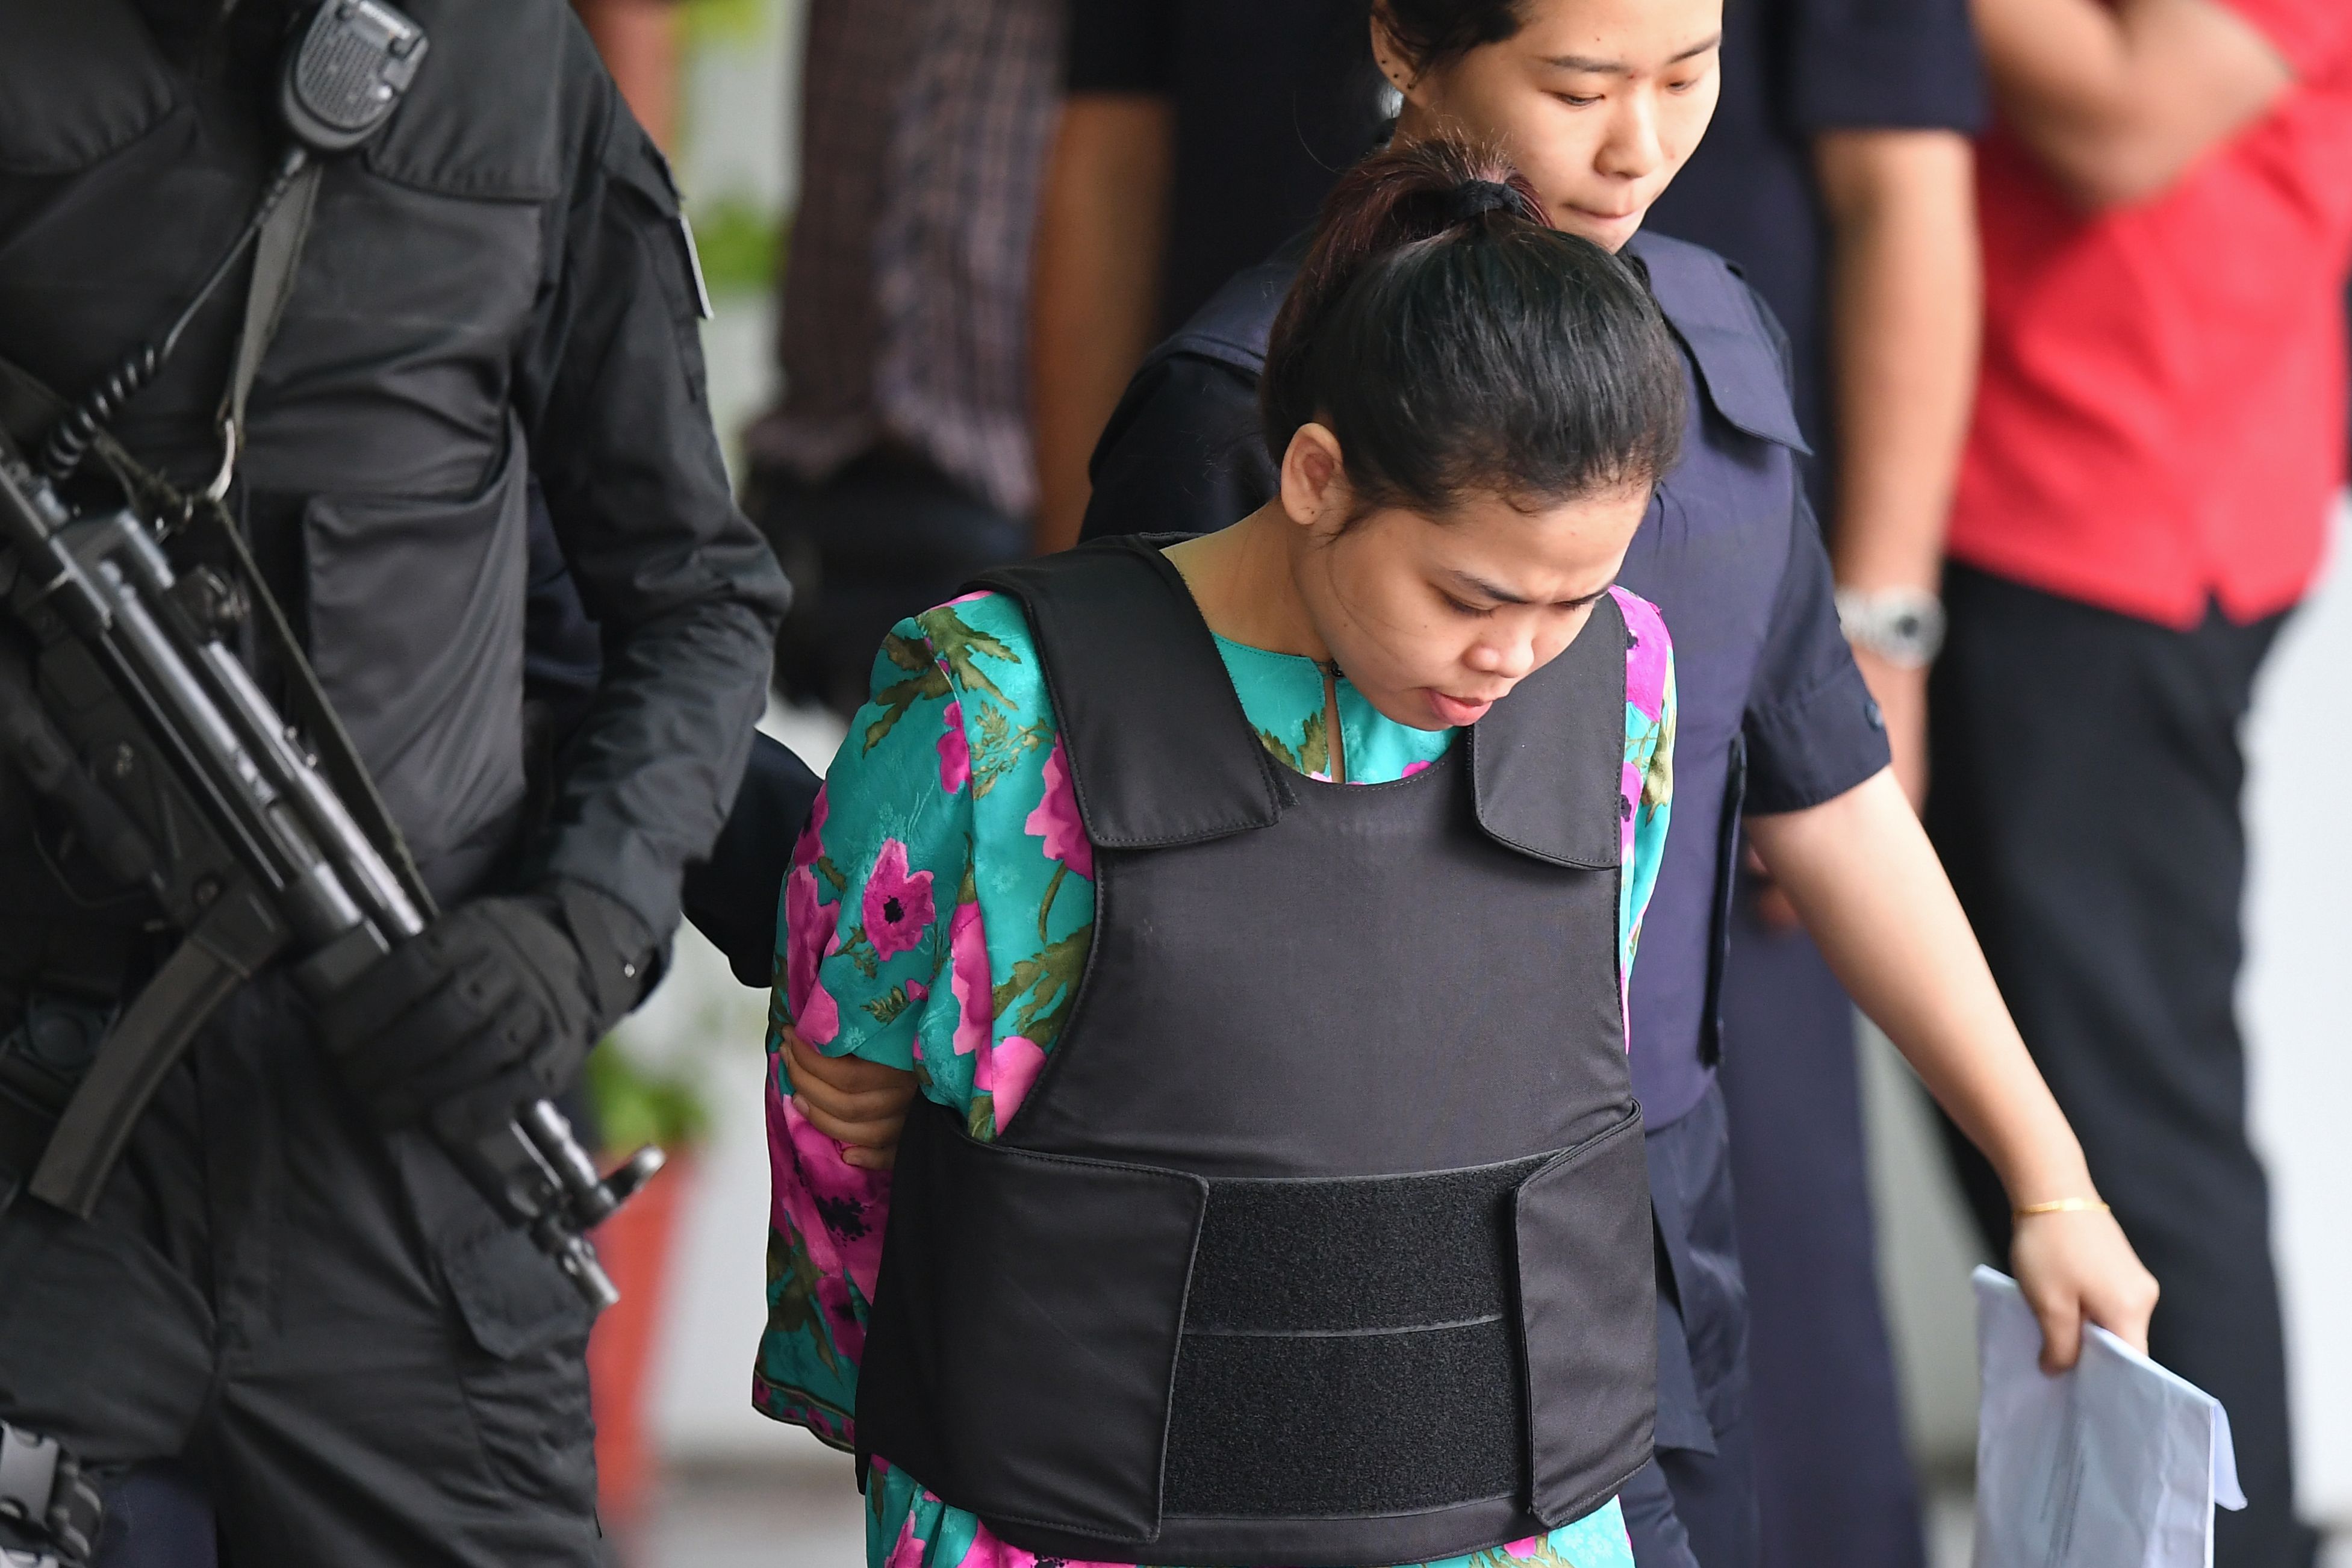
<box><xmin>0</xmin><ymin>0</ymin><xmax>607</xmax><ymax>903</ymax></box>
<box><xmin>857</xmin><ymin>538</ymin><xmax>1657</xmax><ymax>1568</ymax></box>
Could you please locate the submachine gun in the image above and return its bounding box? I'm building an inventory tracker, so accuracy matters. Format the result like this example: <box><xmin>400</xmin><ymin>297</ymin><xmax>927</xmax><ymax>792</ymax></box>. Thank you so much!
<box><xmin>0</xmin><ymin>432</ymin><xmax>661</xmax><ymax>1313</ymax></box>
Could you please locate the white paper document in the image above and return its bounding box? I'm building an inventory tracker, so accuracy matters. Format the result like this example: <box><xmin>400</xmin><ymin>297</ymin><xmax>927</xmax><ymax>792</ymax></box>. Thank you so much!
<box><xmin>1973</xmin><ymin>1266</ymin><xmax>2245</xmax><ymax>1568</ymax></box>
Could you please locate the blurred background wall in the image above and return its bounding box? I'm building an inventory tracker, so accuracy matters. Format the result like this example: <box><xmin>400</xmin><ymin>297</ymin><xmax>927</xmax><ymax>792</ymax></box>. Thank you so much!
<box><xmin>606</xmin><ymin>0</ymin><xmax>2351</xmax><ymax>1548</ymax></box>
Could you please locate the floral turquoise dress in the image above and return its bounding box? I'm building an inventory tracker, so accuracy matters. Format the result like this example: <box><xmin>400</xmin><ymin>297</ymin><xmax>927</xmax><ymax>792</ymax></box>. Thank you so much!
<box><xmin>758</xmin><ymin>580</ymin><xmax>1677</xmax><ymax>1568</ymax></box>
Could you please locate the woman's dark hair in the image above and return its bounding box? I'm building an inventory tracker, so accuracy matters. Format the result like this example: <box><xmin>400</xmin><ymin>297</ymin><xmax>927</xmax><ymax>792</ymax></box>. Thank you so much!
<box><xmin>1377</xmin><ymin>0</ymin><xmax>1530</xmax><ymax>78</ymax></box>
<box><xmin>1260</xmin><ymin>137</ymin><xmax>1685</xmax><ymax>520</ymax></box>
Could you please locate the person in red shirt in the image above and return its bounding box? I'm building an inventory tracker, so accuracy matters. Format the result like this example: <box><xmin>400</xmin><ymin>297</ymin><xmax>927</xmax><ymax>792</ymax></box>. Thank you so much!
<box><xmin>1925</xmin><ymin>3</ymin><xmax>2351</xmax><ymax>1564</ymax></box>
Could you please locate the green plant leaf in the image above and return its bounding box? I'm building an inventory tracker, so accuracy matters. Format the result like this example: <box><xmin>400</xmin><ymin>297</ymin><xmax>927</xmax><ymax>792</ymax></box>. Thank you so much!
<box><xmin>685</xmin><ymin>196</ymin><xmax>783</xmax><ymax>298</ymax></box>
<box><xmin>681</xmin><ymin>0</ymin><xmax>769</xmax><ymax>49</ymax></box>
<box><xmin>586</xmin><ymin>1041</ymin><xmax>712</xmax><ymax>1152</ymax></box>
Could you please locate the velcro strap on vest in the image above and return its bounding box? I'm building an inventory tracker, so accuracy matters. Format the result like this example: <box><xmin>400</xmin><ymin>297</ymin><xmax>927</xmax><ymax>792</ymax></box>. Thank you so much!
<box><xmin>1165</xmin><ymin>1156</ymin><xmax>1547</xmax><ymax>1518</ymax></box>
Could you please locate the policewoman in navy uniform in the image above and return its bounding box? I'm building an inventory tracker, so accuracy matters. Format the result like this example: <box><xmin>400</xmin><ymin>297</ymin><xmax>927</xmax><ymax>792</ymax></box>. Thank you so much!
<box><xmin>1638</xmin><ymin>0</ymin><xmax>1984</xmax><ymax>1558</ymax></box>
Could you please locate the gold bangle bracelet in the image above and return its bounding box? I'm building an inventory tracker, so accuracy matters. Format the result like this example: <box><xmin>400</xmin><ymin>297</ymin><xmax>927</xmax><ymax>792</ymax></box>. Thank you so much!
<box><xmin>2014</xmin><ymin>1198</ymin><xmax>2111</xmax><ymax>1219</ymax></box>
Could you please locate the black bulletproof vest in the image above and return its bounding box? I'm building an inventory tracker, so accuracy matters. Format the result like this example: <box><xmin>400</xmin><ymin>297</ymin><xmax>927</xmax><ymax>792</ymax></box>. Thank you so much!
<box><xmin>1106</xmin><ymin>230</ymin><xmax>1812</xmax><ymax>1103</ymax></box>
<box><xmin>857</xmin><ymin>539</ymin><xmax>1657</xmax><ymax>1568</ymax></box>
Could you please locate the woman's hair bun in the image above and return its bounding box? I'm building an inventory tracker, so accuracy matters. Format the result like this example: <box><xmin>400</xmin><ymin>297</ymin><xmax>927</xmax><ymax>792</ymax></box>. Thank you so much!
<box><xmin>1259</xmin><ymin>135</ymin><xmax>1686</xmax><ymax>518</ymax></box>
<box><xmin>1438</xmin><ymin>178</ymin><xmax>1535</xmax><ymax>227</ymax></box>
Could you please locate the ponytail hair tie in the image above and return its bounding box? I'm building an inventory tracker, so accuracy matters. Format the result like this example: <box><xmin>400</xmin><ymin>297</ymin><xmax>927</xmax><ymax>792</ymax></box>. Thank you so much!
<box><xmin>1440</xmin><ymin>178</ymin><xmax>1529</xmax><ymax>226</ymax></box>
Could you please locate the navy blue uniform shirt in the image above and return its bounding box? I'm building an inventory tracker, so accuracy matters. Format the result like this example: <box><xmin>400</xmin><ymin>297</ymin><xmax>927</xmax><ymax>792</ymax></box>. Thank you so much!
<box><xmin>1079</xmin><ymin>232</ymin><xmax>1891</xmax><ymax>1130</ymax></box>
<box><xmin>1646</xmin><ymin>0</ymin><xmax>1982</xmax><ymax>493</ymax></box>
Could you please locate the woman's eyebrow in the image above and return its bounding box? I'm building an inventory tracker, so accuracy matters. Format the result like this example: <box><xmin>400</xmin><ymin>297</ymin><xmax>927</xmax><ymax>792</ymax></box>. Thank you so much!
<box><xmin>1452</xmin><ymin>570</ymin><xmax>1531</xmax><ymax>605</ymax></box>
<box><xmin>1449</xmin><ymin>571</ymin><xmax>1613</xmax><ymax>608</ymax></box>
<box><xmin>1541</xmin><ymin>33</ymin><xmax>1723</xmax><ymax>74</ymax></box>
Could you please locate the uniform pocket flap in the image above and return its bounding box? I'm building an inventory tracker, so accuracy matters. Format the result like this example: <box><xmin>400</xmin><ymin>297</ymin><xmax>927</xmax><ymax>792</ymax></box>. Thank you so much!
<box><xmin>439</xmin><ymin>1220</ymin><xmax>590</xmax><ymax>1360</ymax></box>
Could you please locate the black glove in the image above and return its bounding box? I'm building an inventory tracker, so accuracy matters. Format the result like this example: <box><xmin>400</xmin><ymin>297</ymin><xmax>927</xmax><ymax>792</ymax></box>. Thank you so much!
<box><xmin>317</xmin><ymin>880</ymin><xmax>656</xmax><ymax>1136</ymax></box>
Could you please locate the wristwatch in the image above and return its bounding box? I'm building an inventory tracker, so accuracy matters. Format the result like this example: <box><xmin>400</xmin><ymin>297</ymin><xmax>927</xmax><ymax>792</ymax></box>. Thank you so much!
<box><xmin>1834</xmin><ymin>586</ymin><xmax>1946</xmax><ymax>669</ymax></box>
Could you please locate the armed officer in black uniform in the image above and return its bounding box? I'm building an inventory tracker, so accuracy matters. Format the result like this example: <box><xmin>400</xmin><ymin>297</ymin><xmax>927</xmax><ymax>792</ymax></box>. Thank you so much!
<box><xmin>0</xmin><ymin>0</ymin><xmax>791</xmax><ymax>1562</ymax></box>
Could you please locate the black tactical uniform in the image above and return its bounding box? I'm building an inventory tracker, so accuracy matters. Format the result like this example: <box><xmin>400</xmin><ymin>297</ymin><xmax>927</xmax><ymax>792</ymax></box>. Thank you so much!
<box><xmin>0</xmin><ymin>1</ymin><xmax>790</xmax><ymax>1562</ymax></box>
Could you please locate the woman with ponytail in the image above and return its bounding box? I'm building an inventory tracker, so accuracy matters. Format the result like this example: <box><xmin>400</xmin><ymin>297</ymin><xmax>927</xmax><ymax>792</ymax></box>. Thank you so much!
<box><xmin>756</xmin><ymin>137</ymin><xmax>1688</xmax><ymax>1568</ymax></box>
<box><xmin>1072</xmin><ymin>4</ymin><xmax>2163</xmax><ymax>1563</ymax></box>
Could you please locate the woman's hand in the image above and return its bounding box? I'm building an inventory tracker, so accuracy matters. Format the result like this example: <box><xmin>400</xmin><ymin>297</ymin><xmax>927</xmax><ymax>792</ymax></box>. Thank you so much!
<box><xmin>2010</xmin><ymin>1206</ymin><xmax>2160</xmax><ymax>1373</ymax></box>
<box><xmin>783</xmin><ymin>1026</ymin><xmax>918</xmax><ymax>1170</ymax></box>
<box><xmin>1743</xmin><ymin>776</ymin><xmax>2161</xmax><ymax>1375</ymax></box>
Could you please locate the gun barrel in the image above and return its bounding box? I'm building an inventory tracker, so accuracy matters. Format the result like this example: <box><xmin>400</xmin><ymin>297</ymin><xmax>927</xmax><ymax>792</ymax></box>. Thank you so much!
<box><xmin>4</xmin><ymin>437</ymin><xmax>644</xmax><ymax>1310</ymax></box>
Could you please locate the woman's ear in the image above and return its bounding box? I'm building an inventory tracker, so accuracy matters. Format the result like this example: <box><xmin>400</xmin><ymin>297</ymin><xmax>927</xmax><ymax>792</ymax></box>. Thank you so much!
<box><xmin>1278</xmin><ymin>423</ymin><xmax>1351</xmax><ymax>532</ymax></box>
<box><xmin>1368</xmin><ymin>6</ymin><xmax>1425</xmax><ymax>105</ymax></box>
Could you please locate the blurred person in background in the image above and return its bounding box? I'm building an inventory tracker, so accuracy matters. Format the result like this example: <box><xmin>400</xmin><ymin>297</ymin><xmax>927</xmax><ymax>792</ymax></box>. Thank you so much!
<box><xmin>745</xmin><ymin>0</ymin><xmax>1064</xmax><ymax>718</ymax></box>
<box><xmin>1029</xmin><ymin>0</ymin><xmax>1389</xmax><ymax>550</ymax></box>
<box><xmin>1640</xmin><ymin>3</ymin><xmax>1983</xmax><ymax>1566</ymax></box>
<box><xmin>1929</xmin><ymin>2</ymin><xmax>2352</xmax><ymax>1564</ymax></box>
<box><xmin>571</xmin><ymin>0</ymin><xmax>683</xmax><ymax>151</ymax></box>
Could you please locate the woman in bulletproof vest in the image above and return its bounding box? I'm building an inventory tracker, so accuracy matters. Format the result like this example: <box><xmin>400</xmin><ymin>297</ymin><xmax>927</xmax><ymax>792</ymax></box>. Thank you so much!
<box><xmin>751</xmin><ymin>140</ymin><xmax>2154</xmax><ymax>1568</ymax></box>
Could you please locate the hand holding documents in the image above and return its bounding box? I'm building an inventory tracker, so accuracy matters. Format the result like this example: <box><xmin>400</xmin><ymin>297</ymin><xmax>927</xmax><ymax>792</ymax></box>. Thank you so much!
<box><xmin>1973</xmin><ymin>1266</ymin><xmax>2245</xmax><ymax>1568</ymax></box>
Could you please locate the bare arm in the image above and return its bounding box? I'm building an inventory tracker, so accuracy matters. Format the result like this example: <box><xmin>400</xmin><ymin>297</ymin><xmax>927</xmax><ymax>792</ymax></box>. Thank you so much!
<box><xmin>571</xmin><ymin>0</ymin><xmax>682</xmax><ymax>151</ymax></box>
<box><xmin>1973</xmin><ymin>0</ymin><xmax>2292</xmax><ymax>210</ymax></box>
<box><xmin>1029</xmin><ymin>94</ymin><xmax>1176</xmax><ymax>554</ymax></box>
<box><xmin>1815</xmin><ymin>129</ymin><xmax>1981</xmax><ymax>806</ymax></box>
<box><xmin>1749</xmin><ymin>771</ymin><xmax>2160</xmax><ymax>1369</ymax></box>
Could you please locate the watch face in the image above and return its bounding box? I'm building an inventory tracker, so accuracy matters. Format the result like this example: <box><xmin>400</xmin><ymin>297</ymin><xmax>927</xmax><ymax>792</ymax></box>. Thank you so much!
<box><xmin>1835</xmin><ymin>590</ymin><xmax>1944</xmax><ymax>666</ymax></box>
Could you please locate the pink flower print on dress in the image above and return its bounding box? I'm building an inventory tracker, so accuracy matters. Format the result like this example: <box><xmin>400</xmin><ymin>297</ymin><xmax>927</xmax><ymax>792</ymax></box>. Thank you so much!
<box><xmin>938</xmin><ymin>700</ymin><xmax>972</xmax><ymax>794</ymax></box>
<box><xmin>947</xmin><ymin>899</ymin><xmax>993</xmax><ymax>1057</ymax></box>
<box><xmin>977</xmin><ymin>1035</ymin><xmax>1048</xmax><ymax>1132</ymax></box>
<box><xmin>783</xmin><ymin>863</ymin><xmax>843</xmax><ymax>1045</ymax></box>
<box><xmin>861</xmin><ymin>839</ymin><xmax>937</xmax><ymax>960</ymax></box>
<box><xmin>765</xmin><ymin>1073</ymin><xmax>888</xmax><ymax>1353</ymax></box>
<box><xmin>931</xmin><ymin>1514</ymin><xmax>1127</xmax><ymax>1568</ymax></box>
<box><xmin>797</xmin><ymin>972</ymin><xmax>842</xmax><ymax>1047</ymax></box>
<box><xmin>878</xmin><ymin>1504</ymin><xmax>926</xmax><ymax>1568</ymax></box>
<box><xmin>790</xmin><ymin>783</ymin><xmax>830</xmax><ymax>871</ymax></box>
<box><xmin>1023</xmin><ymin>738</ymin><xmax>1094</xmax><ymax>879</ymax></box>
<box><xmin>1613</xmin><ymin>586</ymin><xmax>1670</xmax><ymax>723</ymax></box>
